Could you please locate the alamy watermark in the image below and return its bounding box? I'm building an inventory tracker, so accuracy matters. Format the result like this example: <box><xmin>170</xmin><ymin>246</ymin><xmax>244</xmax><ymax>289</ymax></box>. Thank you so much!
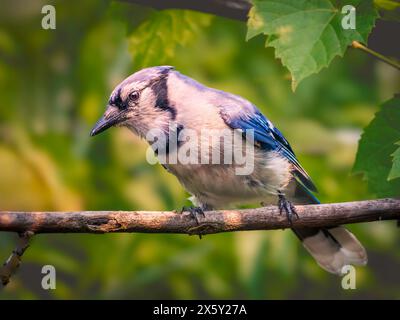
<box><xmin>145</xmin><ymin>125</ymin><xmax>255</xmax><ymax>175</ymax></box>
<box><xmin>41</xmin><ymin>265</ymin><xmax>56</xmax><ymax>290</ymax></box>
<box><xmin>341</xmin><ymin>265</ymin><xmax>357</xmax><ymax>290</ymax></box>
<box><xmin>41</xmin><ymin>5</ymin><xmax>56</xmax><ymax>30</ymax></box>
<box><xmin>342</xmin><ymin>5</ymin><xmax>356</xmax><ymax>30</ymax></box>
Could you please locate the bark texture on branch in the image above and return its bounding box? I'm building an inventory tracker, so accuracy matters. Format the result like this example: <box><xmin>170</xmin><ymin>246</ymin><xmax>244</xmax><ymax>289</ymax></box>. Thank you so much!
<box><xmin>0</xmin><ymin>199</ymin><xmax>399</xmax><ymax>236</ymax></box>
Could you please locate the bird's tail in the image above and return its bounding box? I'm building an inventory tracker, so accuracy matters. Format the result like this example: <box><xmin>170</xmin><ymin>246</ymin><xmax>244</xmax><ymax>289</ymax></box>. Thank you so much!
<box><xmin>291</xmin><ymin>183</ymin><xmax>367</xmax><ymax>275</ymax></box>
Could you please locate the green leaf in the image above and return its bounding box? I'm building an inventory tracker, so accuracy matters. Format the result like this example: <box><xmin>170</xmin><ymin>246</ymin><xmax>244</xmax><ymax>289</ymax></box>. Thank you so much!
<box><xmin>128</xmin><ymin>10</ymin><xmax>212</xmax><ymax>69</ymax></box>
<box><xmin>374</xmin><ymin>0</ymin><xmax>400</xmax><ymax>11</ymax></box>
<box><xmin>247</xmin><ymin>0</ymin><xmax>378</xmax><ymax>90</ymax></box>
<box><xmin>374</xmin><ymin>0</ymin><xmax>400</xmax><ymax>21</ymax></box>
<box><xmin>388</xmin><ymin>143</ymin><xmax>400</xmax><ymax>180</ymax></box>
<box><xmin>353</xmin><ymin>96</ymin><xmax>400</xmax><ymax>197</ymax></box>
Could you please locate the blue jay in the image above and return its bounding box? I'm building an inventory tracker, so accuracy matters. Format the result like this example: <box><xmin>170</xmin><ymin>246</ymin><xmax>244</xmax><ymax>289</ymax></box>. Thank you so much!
<box><xmin>91</xmin><ymin>66</ymin><xmax>367</xmax><ymax>274</ymax></box>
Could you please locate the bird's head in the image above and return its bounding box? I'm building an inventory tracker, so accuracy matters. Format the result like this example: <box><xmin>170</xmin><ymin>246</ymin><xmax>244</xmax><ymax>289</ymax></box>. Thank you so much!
<box><xmin>90</xmin><ymin>66</ymin><xmax>175</xmax><ymax>138</ymax></box>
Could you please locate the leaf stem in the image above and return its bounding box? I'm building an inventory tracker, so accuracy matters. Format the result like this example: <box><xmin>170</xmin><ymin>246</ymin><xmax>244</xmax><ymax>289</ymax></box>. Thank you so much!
<box><xmin>352</xmin><ymin>41</ymin><xmax>400</xmax><ymax>70</ymax></box>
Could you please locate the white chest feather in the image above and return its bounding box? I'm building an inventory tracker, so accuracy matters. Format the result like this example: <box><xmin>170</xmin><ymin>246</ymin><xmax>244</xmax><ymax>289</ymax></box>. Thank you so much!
<box><xmin>164</xmin><ymin>149</ymin><xmax>292</xmax><ymax>209</ymax></box>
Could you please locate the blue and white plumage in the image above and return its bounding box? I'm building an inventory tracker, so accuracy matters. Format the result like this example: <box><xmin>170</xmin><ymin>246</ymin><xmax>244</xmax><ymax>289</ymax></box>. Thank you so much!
<box><xmin>91</xmin><ymin>66</ymin><xmax>367</xmax><ymax>274</ymax></box>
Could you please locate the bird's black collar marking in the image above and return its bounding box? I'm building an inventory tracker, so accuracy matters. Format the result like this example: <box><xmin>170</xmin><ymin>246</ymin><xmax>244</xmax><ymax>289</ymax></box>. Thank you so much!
<box><xmin>151</xmin><ymin>72</ymin><xmax>176</xmax><ymax>119</ymax></box>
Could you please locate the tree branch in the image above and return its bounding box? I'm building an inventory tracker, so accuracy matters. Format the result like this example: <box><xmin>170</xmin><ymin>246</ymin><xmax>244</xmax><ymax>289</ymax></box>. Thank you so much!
<box><xmin>0</xmin><ymin>231</ymin><xmax>34</xmax><ymax>286</ymax></box>
<box><xmin>0</xmin><ymin>199</ymin><xmax>399</xmax><ymax>236</ymax></box>
<box><xmin>1</xmin><ymin>198</ymin><xmax>399</xmax><ymax>286</ymax></box>
<box><xmin>119</xmin><ymin>0</ymin><xmax>251</xmax><ymax>21</ymax></box>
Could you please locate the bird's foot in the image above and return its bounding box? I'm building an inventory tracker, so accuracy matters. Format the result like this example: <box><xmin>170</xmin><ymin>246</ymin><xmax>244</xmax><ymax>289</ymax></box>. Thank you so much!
<box><xmin>278</xmin><ymin>192</ymin><xmax>299</xmax><ymax>225</ymax></box>
<box><xmin>179</xmin><ymin>206</ymin><xmax>206</xmax><ymax>224</ymax></box>
<box><xmin>179</xmin><ymin>206</ymin><xmax>206</xmax><ymax>239</ymax></box>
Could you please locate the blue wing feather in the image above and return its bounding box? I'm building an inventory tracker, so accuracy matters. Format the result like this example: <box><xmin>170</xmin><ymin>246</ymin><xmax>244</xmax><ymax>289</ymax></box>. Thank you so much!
<box><xmin>220</xmin><ymin>107</ymin><xmax>317</xmax><ymax>193</ymax></box>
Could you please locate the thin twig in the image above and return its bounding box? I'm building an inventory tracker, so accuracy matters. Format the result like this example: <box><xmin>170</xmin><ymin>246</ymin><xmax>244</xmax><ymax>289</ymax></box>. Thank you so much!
<box><xmin>352</xmin><ymin>41</ymin><xmax>400</xmax><ymax>70</ymax></box>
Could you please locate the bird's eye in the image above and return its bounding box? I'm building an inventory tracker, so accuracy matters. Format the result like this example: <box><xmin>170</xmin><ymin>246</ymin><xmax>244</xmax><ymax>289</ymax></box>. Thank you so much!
<box><xmin>129</xmin><ymin>91</ymin><xmax>140</xmax><ymax>102</ymax></box>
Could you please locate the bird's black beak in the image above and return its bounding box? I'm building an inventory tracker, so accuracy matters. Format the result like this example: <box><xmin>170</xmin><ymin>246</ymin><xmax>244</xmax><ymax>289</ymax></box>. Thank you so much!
<box><xmin>90</xmin><ymin>105</ymin><xmax>125</xmax><ymax>137</ymax></box>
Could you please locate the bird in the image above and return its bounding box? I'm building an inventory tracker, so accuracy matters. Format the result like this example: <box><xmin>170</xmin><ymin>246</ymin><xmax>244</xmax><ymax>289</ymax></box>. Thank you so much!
<box><xmin>90</xmin><ymin>66</ymin><xmax>367</xmax><ymax>274</ymax></box>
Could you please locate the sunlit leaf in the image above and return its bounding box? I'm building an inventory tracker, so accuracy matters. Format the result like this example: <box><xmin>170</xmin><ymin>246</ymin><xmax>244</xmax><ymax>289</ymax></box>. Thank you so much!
<box><xmin>247</xmin><ymin>0</ymin><xmax>378</xmax><ymax>90</ymax></box>
<box><xmin>374</xmin><ymin>0</ymin><xmax>400</xmax><ymax>10</ymax></box>
<box><xmin>128</xmin><ymin>10</ymin><xmax>213</xmax><ymax>68</ymax></box>
<box><xmin>374</xmin><ymin>0</ymin><xmax>400</xmax><ymax>21</ymax></box>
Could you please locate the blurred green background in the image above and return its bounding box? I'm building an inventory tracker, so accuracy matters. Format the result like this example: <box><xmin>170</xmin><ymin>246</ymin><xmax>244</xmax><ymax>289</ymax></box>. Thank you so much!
<box><xmin>0</xmin><ymin>0</ymin><xmax>399</xmax><ymax>299</ymax></box>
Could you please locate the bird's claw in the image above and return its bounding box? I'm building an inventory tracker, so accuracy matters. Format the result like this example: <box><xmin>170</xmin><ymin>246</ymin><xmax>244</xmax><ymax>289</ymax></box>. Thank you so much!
<box><xmin>278</xmin><ymin>193</ymin><xmax>299</xmax><ymax>225</ymax></box>
<box><xmin>179</xmin><ymin>206</ymin><xmax>206</xmax><ymax>239</ymax></box>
